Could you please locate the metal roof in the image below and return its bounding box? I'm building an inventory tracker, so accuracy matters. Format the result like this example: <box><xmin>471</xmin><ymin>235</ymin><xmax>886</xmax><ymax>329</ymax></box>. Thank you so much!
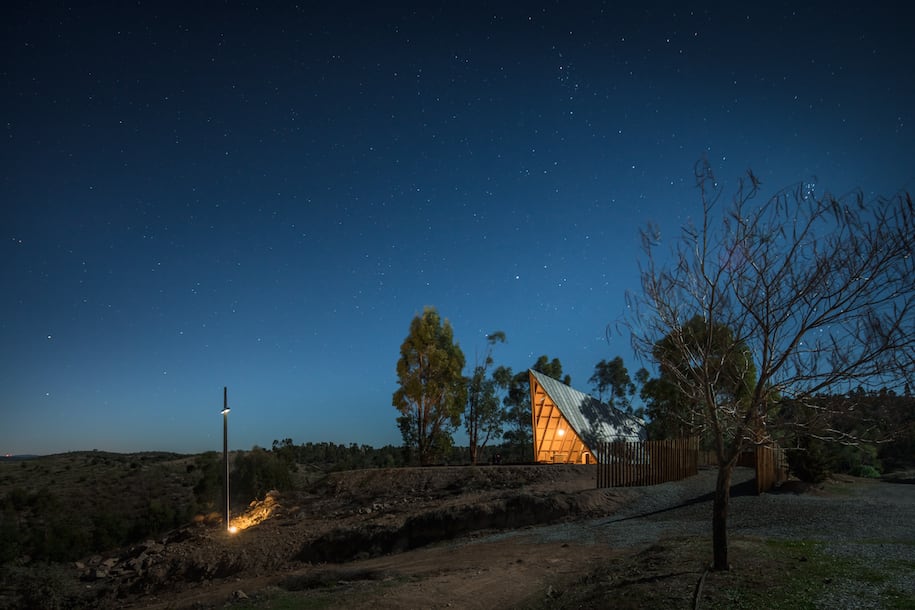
<box><xmin>529</xmin><ymin>369</ymin><xmax>646</xmax><ymax>450</ymax></box>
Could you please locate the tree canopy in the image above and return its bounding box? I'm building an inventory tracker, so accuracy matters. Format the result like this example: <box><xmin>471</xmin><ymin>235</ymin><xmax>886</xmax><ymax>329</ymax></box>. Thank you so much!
<box><xmin>393</xmin><ymin>307</ymin><xmax>467</xmax><ymax>465</ymax></box>
<box><xmin>589</xmin><ymin>356</ymin><xmax>638</xmax><ymax>414</ymax></box>
<box><xmin>648</xmin><ymin>315</ymin><xmax>758</xmax><ymax>446</ymax></box>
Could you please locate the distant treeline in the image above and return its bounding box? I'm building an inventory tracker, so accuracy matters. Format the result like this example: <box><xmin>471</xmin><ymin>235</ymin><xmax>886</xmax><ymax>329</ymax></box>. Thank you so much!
<box><xmin>782</xmin><ymin>388</ymin><xmax>915</xmax><ymax>482</ymax></box>
<box><xmin>271</xmin><ymin>439</ymin><xmax>409</xmax><ymax>470</ymax></box>
<box><xmin>265</xmin><ymin>439</ymin><xmax>521</xmax><ymax>470</ymax></box>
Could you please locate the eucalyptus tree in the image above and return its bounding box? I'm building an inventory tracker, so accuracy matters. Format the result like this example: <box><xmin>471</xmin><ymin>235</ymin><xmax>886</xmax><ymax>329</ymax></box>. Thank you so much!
<box><xmin>589</xmin><ymin>356</ymin><xmax>637</xmax><ymax>412</ymax></box>
<box><xmin>629</xmin><ymin>160</ymin><xmax>915</xmax><ymax>570</ymax></box>
<box><xmin>393</xmin><ymin>307</ymin><xmax>467</xmax><ymax>465</ymax></box>
<box><xmin>464</xmin><ymin>331</ymin><xmax>507</xmax><ymax>465</ymax></box>
<box><xmin>645</xmin><ymin>316</ymin><xmax>757</xmax><ymax>446</ymax></box>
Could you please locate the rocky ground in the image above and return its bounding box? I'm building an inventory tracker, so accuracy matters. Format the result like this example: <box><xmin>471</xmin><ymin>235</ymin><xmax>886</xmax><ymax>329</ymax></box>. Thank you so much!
<box><xmin>12</xmin><ymin>464</ymin><xmax>914</xmax><ymax>609</ymax></box>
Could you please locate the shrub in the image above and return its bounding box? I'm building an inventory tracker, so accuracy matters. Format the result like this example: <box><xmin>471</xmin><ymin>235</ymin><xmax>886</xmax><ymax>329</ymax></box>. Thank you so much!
<box><xmin>830</xmin><ymin>443</ymin><xmax>881</xmax><ymax>476</ymax></box>
<box><xmin>850</xmin><ymin>464</ymin><xmax>881</xmax><ymax>478</ymax></box>
<box><xmin>90</xmin><ymin>511</ymin><xmax>129</xmax><ymax>551</ymax></box>
<box><xmin>232</xmin><ymin>446</ymin><xmax>294</xmax><ymax>502</ymax></box>
<box><xmin>4</xmin><ymin>562</ymin><xmax>74</xmax><ymax>610</ymax></box>
<box><xmin>787</xmin><ymin>438</ymin><xmax>833</xmax><ymax>483</ymax></box>
<box><xmin>192</xmin><ymin>452</ymin><xmax>223</xmax><ymax>510</ymax></box>
<box><xmin>0</xmin><ymin>503</ymin><xmax>23</xmax><ymax>563</ymax></box>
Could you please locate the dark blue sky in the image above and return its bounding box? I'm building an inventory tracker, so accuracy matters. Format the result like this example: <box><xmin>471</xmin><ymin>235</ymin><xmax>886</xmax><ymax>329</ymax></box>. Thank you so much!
<box><xmin>3</xmin><ymin>2</ymin><xmax>913</xmax><ymax>455</ymax></box>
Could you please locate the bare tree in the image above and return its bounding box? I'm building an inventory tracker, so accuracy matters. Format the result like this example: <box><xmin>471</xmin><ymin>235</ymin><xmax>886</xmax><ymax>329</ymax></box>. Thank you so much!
<box><xmin>629</xmin><ymin>160</ymin><xmax>915</xmax><ymax>570</ymax></box>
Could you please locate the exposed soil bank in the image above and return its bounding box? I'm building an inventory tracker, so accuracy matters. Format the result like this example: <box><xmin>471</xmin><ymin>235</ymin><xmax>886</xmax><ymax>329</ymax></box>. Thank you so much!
<box><xmin>297</xmin><ymin>490</ymin><xmax>597</xmax><ymax>562</ymax></box>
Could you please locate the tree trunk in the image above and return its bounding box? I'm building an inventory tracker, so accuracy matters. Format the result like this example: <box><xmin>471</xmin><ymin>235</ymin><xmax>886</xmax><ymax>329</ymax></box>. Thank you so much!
<box><xmin>469</xmin><ymin>418</ymin><xmax>478</xmax><ymax>465</ymax></box>
<box><xmin>712</xmin><ymin>461</ymin><xmax>734</xmax><ymax>570</ymax></box>
<box><xmin>417</xmin><ymin>408</ymin><xmax>429</xmax><ymax>466</ymax></box>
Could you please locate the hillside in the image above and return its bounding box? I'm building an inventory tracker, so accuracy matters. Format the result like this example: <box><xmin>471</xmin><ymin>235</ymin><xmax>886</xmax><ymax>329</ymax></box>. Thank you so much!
<box><xmin>1</xmin><ymin>455</ymin><xmax>622</xmax><ymax>608</ymax></box>
<box><xmin>2</xmin><ymin>455</ymin><xmax>913</xmax><ymax>609</ymax></box>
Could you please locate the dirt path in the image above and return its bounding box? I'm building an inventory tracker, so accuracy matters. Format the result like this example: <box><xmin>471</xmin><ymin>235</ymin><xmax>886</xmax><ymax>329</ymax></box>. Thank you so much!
<box><xmin>338</xmin><ymin>536</ymin><xmax>616</xmax><ymax>609</ymax></box>
<box><xmin>131</xmin><ymin>530</ymin><xmax>622</xmax><ymax>609</ymax></box>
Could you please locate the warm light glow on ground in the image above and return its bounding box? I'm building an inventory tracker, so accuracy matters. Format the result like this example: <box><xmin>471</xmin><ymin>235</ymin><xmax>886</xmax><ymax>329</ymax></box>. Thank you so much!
<box><xmin>227</xmin><ymin>493</ymin><xmax>280</xmax><ymax>532</ymax></box>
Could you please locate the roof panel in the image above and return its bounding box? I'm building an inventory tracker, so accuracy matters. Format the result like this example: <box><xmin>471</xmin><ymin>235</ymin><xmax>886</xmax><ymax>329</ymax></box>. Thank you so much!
<box><xmin>529</xmin><ymin>369</ymin><xmax>646</xmax><ymax>450</ymax></box>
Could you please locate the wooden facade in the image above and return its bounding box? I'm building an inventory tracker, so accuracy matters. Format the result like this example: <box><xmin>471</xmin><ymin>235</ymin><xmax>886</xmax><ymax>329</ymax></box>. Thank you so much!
<box><xmin>529</xmin><ymin>369</ymin><xmax>645</xmax><ymax>464</ymax></box>
<box><xmin>531</xmin><ymin>382</ymin><xmax>592</xmax><ymax>463</ymax></box>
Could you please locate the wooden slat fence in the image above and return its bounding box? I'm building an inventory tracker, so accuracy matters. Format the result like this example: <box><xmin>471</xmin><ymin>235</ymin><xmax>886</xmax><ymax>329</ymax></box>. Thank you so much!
<box><xmin>754</xmin><ymin>444</ymin><xmax>789</xmax><ymax>494</ymax></box>
<box><xmin>719</xmin><ymin>444</ymin><xmax>790</xmax><ymax>494</ymax></box>
<box><xmin>596</xmin><ymin>437</ymin><xmax>699</xmax><ymax>488</ymax></box>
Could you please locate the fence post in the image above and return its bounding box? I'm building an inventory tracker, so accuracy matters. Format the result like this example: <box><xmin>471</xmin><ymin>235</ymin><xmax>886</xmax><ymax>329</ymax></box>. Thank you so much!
<box><xmin>597</xmin><ymin>442</ymin><xmax>604</xmax><ymax>488</ymax></box>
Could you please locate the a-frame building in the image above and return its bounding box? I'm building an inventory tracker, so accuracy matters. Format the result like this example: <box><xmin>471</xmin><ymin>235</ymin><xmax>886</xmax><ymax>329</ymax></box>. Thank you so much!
<box><xmin>529</xmin><ymin>369</ymin><xmax>646</xmax><ymax>464</ymax></box>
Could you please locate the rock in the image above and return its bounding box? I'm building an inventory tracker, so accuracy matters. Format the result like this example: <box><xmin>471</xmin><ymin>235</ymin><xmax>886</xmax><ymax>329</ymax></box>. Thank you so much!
<box><xmin>127</xmin><ymin>552</ymin><xmax>153</xmax><ymax>574</ymax></box>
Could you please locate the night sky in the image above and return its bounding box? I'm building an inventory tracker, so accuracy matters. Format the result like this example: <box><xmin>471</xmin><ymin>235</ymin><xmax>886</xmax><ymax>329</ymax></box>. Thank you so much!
<box><xmin>3</xmin><ymin>3</ymin><xmax>913</xmax><ymax>455</ymax></box>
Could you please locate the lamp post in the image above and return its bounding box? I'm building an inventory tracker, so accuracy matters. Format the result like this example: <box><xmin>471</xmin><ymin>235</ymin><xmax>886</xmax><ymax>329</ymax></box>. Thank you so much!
<box><xmin>221</xmin><ymin>386</ymin><xmax>231</xmax><ymax>533</ymax></box>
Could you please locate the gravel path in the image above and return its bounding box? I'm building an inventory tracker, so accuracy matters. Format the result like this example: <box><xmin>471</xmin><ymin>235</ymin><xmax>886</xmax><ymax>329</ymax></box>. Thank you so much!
<box><xmin>524</xmin><ymin>466</ymin><xmax>915</xmax><ymax>607</ymax></box>
<box><xmin>560</xmin><ymin>467</ymin><xmax>915</xmax><ymax>550</ymax></box>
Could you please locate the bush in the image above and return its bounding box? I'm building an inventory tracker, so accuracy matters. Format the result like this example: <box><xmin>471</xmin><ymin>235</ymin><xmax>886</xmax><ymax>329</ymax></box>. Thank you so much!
<box><xmin>232</xmin><ymin>446</ymin><xmax>294</xmax><ymax>502</ymax></box>
<box><xmin>0</xmin><ymin>504</ymin><xmax>23</xmax><ymax>563</ymax></box>
<box><xmin>4</xmin><ymin>562</ymin><xmax>75</xmax><ymax>610</ymax></box>
<box><xmin>850</xmin><ymin>464</ymin><xmax>881</xmax><ymax>478</ymax></box>
<box><xmin>129</xmin><ymin>499</ymin><xmax>181</xmax><ymax>541</ymax></box>
<box><xmin>830</xmin><ymin>443</ymin><xmax>881</xmax><ymax>476</ymax></box>
<box><xmin>90</xmin><ymin>511</ymin><xmax>129</xmax><ymax>551</ymax></box>
<box><xmin>192</xmin><ymin>452</ymin><xmax>223</xmax><ymax>510</ymax></box>
<box><xmin>26</xmin><ymin>512</ymin><xmax>92</xmax><ymax>563</ymax></box>
<box><xmin>787</xmin><ymin>438</ymin><xmax>833</xmax><ymax>483</ymax></box>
